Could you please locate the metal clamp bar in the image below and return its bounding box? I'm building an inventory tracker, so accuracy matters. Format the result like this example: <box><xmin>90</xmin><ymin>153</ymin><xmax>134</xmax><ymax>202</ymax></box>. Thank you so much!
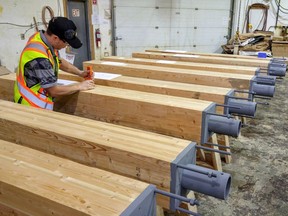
<box><xmin>205</xmin><ymin>142</ymin><xmax>231</xmax><ymax>149</ymax></box>
<box><xmin>206</xmin><ymin>112</ymin><xmax>232</xmax><ymax>118</ymax></box>
<box><xmin>215</xmin><ymin>103</ymin><xmax>240</xmax><ymax>109</ymax></box>
<box><xmin>257</xmin><ymin>71</ymin><xmax>268</xmax><ymax>74</ymax></box>
<box><xmin>177</xmin><ymin>163</ymin><xmax>217</xmax><ymax>178</ymax></box>
<box><xmin>196</xmin><ymin>145</ymin><xmax>232</xmax><ymax>156</ymax></box>
<box><xmin>154</xmin><ymin>188</ymin><xmax>200</xmax><ymax>206</ymax></box>
<box><xmin>234</xmin><ymin>90</ymin><xmax>255</xmax><ymax>95</ymax></box>
<box><xmin>175</xmin><ymin>207</ymin><xmax>201</xmax><ymax>216</ymax></box>
<box><xmin>231</xmin><ymin>114</ymin><xmax>253</xmax><ymax>118</ymax></box>
<box><xmin>256</xmin><ymin>76</ymin><xmax>276</xmax><ymax>80</ymax></box>
<box><xmin>226</xmin><ymin>96</ymin><xmax>252</xmax><ymax>101</ymax></box>
<box><xmin>254</xmin><ymin>96</ymin><xmax>272</xmax><ymax>100</ymax></box>
<box><xmin>256</xmin><ymin>101</ymin><xmax>270</xmax><ymax>105</ymax></box>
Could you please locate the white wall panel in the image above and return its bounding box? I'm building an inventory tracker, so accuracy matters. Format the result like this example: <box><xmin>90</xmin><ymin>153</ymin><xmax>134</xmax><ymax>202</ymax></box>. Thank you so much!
<box><xmin>113</xmin><ymin>0</ymin><xmax>232</xmax><ymax>56</ymax></box>
<box><xmin>114</xmin><ymin>0</ymin><xmax>172</xmax><ymax>8</ymax></box>
<box><xmin>115</xmin><ymin>27</ymin><xmax>170</xmax><ymax>46</ymax></box>
<box><xmin>115</xmin><ymin>7</ymin><xmax>171</xmax><ymax>27</ymax></box>
<box><xmin>171</xmin><ymin>0</ymin><xmax>231</xmax><ymax>10</ymax></box>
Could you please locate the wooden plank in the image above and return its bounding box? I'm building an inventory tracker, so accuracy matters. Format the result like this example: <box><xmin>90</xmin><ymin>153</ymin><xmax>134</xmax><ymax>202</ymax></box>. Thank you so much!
<box><xmin>0</xmin><ymin>100</ymin><xmax>200</xmax><ymax>208</ymax></box>
<box><xmin>210</xmin><ymin>134</ymin><xmax>223</xmax><ymax>171</ymax></box>
<box><xmin>0</xmin><ymin>72</ymin><xmax>14</xmax><ymax>103</ymax></box>
<box><xmin>103</xmin><ymin>56</ymin><xmax>259</xmax><ymax>75</ymax></box>
<box><xmin>83</xmin><ymin>60</ymin><xmax>253</xmax><ymax>90</ymax></box>
<box><xmin>54</xmin><ymin>86</ymin><xmax>209</xmax><ymax>144</ymax></box>
<box><xmin>0</xmin><ymin>140</ymin><xmax>152</xmax><ymax>216</ymax></box>
<box><xmin>132</xmin><ymin>51</ymin><xmax>269</xmax><ymax>69</ymax></box>
<box><xmin>0</xmin><ymin>66</ymin><xmax>11</xmax><ymax>76</ymax></box>
<box><xmin>146</xmin><ymin>48</ymin><xmax>272</xmax><ymax>62</ymax></box>
<box><xmin>217</xmin><ymin>135</ymin><xmax>232</xmax><ymax>164</ymax></box>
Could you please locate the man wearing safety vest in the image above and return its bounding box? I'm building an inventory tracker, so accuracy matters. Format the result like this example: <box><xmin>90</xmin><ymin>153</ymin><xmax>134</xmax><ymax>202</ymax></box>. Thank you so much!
<box><xmin>14</xmin><ymin>16</ymin><xmax>95</xmax><ymax>110</ymax></box>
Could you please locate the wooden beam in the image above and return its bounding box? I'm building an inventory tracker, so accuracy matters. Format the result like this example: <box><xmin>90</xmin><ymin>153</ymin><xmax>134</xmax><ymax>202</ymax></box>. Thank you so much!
<box><xmin>132</xmin><ymin>51</ymin><xmax>269</xmax><ymax>69</ymax></box>
<box><xmin>0</xmin><ymin>73</ymin><xmax>14</xmax><ymax>102</ymax></box>
<box><xmin>0</xmin><ymin>66</ymin><xmax>11</xmax><ymax>76</ymax></box>
<box><xmin>103</xmin><ymin>56</ymin><xmax>259</xmax><ymax>75</ymax></box>
<box><xmin>0</xmin><ymin>140</ymin><xmax>155</xmax><ymax>215</ymax></box>
<box><xmin>146</xmin><ymin>48</ymin><xmax>272</xmax><ymax>62</ymax></box>
<box><xmin>83</xmin><ymin>60</ymin><xmax>254</xmax><ymax>90</ymax></box>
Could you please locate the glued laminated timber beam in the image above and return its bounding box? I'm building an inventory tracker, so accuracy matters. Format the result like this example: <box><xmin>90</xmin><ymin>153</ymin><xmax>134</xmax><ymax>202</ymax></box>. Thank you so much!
<box><xmin>0</xmin><ymin>140</ymin><xmax>156</xmax><ymax>216</ymax></box>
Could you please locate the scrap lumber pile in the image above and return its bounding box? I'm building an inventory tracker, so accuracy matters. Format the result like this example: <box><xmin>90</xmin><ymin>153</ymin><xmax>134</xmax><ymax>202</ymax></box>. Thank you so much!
<box><xmin>222</xmin><ymin>32</ymin><xmax>272</xmax><ymax>54</ymax></box>
<box><xmin>0</xmin><ymin>99</ymin><xmax>233</xmax><ymax>215</ymax></box>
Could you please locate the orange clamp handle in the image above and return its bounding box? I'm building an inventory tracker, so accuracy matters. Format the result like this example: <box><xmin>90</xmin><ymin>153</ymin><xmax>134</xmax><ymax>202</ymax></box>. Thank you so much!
<box><xmin>85</xmin><ymin>66</ymin><xmax>93</xmax><ymax>80</ymax></box>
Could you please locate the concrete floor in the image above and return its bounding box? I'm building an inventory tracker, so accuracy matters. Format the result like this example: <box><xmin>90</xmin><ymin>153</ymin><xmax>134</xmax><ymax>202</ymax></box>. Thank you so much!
<box><xmin>197</xmin><ymin>75</ymin><xmax>288</xmax><ymax>215</ymax></box>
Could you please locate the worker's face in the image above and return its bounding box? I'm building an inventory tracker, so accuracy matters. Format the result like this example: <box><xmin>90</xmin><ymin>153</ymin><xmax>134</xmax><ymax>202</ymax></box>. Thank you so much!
<box><xmin>53</xmin><ymin>35</ymin><xmax>69</xmax><ymax>49</ymax></box>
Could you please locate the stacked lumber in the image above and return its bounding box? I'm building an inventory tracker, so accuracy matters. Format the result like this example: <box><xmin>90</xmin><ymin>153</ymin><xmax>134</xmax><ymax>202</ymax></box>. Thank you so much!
<box><xmin>0</xmin><ymin>73</ymin><xmax>240</xmax><ymax>146</ymax></box>
<box><xmin>83</xmin><ymin>60</ymin><xmax>254</xmax><ymax>89</ymax></box>
<box><xmin>103</xmin><ymin>56</ymin><xmax>260</xmax><ymax>75</ymax></box>
<box><xmin>0</xmin><ymin>100</ymin><xmax>200</xmax><ymax>209</ymax></box>
<box><xmin>132</xmin><ymin>51</ymin><xmax>271</xmax><ymax>69</ymax></box>
<box><xmin>132</xmin><ymin>51</ymin><xmax>287</xmax><ymax>77</ymax></box>
<box><xmin>145</xmin><ymin>48</ymin><xmax>272</xmax><ymax>61</ymax></box>
<box><xmin>0</xmin><ymin>73</ymin><xmax>237</xmax><ymax>171</ymax></box>
<box><xmin>58</xmin><ymin>71</ymin><xmax>257</xmax><ymax>118</ymax></box>
<box><xmin>0</xmin><ymin>140</ymin><xmax>156</xmax><ymax>216</ymax></box>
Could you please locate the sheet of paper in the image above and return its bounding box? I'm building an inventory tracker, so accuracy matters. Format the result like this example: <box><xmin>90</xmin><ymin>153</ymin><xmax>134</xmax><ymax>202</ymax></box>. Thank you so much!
<box><xmin>174</xmin><ymin>54</ymin><xmax>199</xmax><ymax>58</ymax></box>
<box><xmin>57</xmin><ymin>79</ymin><xmax>77</xmax><ymax>85</ymax></box>
<box><xmin>94</xmin><ymin>72</ymin><xmax>121</xmax><ymax>80</ymax></box>
<box><xmin>101</xmin><ymin>61</ymin><xmax>127</xmax><ymax>66</ymax></box>
<box><xmin>164</xmin><ymin>50</ymin><xmax>187</xmax><ymax>53</ymax></box>
<box><xmin>156</xmin><ymin>60</ymin><xmax>177</xmax><ymax>64</ymax></box>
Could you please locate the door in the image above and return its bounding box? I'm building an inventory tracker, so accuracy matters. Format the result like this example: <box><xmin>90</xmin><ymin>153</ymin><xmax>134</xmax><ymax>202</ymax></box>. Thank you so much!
<box><xmin>112</xmin><ymin>0</ymin><xmax>232</xmax><ymax>56</ymax></box>
<box><xmin>67</xmin><ymin>0</ymin><xmax>90</xmax><ymax>69</ymax></box>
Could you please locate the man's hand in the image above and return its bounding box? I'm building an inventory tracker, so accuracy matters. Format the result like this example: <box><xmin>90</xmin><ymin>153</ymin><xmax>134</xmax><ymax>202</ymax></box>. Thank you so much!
<box><xmin>80</xmin><ymin>67</ymin><xmax>94</xmax><ymax>80</ymax></box>
<box><xmin>78</xmin><ymin>80</ymin><xmax>95</xmax><ymax>91</ymax></box>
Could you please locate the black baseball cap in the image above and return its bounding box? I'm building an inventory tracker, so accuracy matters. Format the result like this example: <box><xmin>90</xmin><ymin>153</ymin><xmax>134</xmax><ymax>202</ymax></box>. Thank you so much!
<box><xmin>48</xmin><ymin>16</ymin><xmax>82</xmax><ymax>49</ymax></box>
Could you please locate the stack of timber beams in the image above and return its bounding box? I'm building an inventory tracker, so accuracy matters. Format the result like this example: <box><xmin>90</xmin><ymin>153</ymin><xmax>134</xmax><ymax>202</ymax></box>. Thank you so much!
<box><xmin>145</xmin><ymin>49</ymin><xmax>273</xmax><ymax>60</ymax></box>
<box><xmin>0</xmin><ymin>99</ymin><xmax>204</xmax><ymax>213</ymax></box>
<box><xmin>83</xmin><ymin>60</ymin><xmax>254</xmax><ymax>90</ymax></box>
<box><xmin>77</xmin><ymin>55</ymin><xmax>280</xmax><ymax>168</ymax></box>
<box><xmin>0</xmin><ymin>73</ymin><xmax>241</xmax><ymax>171</ymax></box>
<box><xmin>103</xmin><ymin>56</ymin><xmax>260</xmax><ymax>75</ymax></box>
<box><xmin>133</xmin><ymin>50</ymin><xmax>287</xmax><ymax>77</ymax></box>
<box><xmin>133</xmin><ymin>51</ymin><xmax>275</xmax><ymax>70</ymax></box>
<box><xmin>145</xmin><ymin>49</ymin><xmax>288</xmax><ymax>64</ymax></box>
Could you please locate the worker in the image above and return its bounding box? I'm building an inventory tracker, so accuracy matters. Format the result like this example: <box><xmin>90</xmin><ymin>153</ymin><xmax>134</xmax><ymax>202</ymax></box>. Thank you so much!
<box><xmin>14</xmin><ymin>16</ymin><xmax>95</xmax><ymax>110</ymax></box>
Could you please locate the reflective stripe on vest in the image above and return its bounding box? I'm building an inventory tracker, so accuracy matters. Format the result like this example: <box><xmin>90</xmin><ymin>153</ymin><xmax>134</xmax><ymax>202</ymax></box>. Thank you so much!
<box><xmin>16</xmin><ymin>77</ymin><xmax>53</xmax><ymax>110</ymax></box>
<box><xmin>16</xmin><ymin>39</ymin><xmax>54</xmax><ymax>110</ymax></box>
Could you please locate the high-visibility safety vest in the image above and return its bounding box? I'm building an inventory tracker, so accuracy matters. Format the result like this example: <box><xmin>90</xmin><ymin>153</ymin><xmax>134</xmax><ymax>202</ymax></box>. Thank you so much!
<box><xmin>14</xmin><ymin>32</ymin><xmax>60</xmax><ymax>110</ymax></box>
